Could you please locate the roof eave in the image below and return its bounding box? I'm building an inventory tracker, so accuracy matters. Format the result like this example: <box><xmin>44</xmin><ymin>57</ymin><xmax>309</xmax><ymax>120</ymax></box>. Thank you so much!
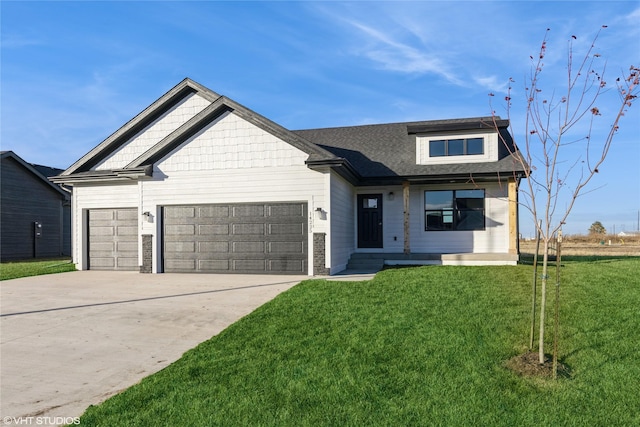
<box><xmin>407</xmin><ymin>118</ymin><xmax>509</xmax><ymax>134</ymax></box>
<box><xmin>306</xmin><ymin>158</ymin><xmax>362</xmax><ymax>185</ymax></box>
<box><xmin>50</xmin><ymin>165</ymin><xmax>153</xmax><ymax>184</ymax></box>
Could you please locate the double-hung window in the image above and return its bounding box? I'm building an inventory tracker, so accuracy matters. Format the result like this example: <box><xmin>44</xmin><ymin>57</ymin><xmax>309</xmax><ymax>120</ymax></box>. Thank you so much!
<box><xmin>425</xmin><ymin>189</ymin><xmax>485</xmax><ymax>231</ymax></box>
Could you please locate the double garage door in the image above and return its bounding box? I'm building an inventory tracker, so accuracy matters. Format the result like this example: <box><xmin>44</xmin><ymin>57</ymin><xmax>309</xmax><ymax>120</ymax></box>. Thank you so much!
<box><xmin>163</xmin><ymin>202</ymin><xmax>308</xmax><ymax>274</ymax></box>
<box><xmin>87</xmin><ymin>203</ymin><xmax>308</xmax><ymax>274</ymax></box>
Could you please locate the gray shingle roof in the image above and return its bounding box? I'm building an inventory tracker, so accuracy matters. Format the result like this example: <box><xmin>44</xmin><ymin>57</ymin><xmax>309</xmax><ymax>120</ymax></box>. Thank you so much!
<box><xmin>294</xmin><ymin>117</ymin><xmax>526</xmax><ymax>183</ymax></box>
<box><xmin>56</xmin><ymin>78</ymin><xmax>526</xmax><ymax>185</ymax></box>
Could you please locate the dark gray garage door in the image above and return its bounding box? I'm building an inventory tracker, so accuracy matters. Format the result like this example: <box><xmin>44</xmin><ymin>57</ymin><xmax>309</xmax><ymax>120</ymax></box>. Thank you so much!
<box><xmin>163</xmin><ymin>203</ymin><xmax>307</xmax><ymax>274</ymax></box>
<box><xmin>88</xmin><ymin>208</ymin><xmax>138</xmax><ymax>270</ymax></box>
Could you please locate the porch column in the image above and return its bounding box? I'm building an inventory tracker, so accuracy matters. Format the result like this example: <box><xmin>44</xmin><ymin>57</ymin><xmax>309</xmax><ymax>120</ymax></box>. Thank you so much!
<box><xmin>508</xmin><ymin>178</ymin><xmax>518</xmax><ymax>254</ymax></box>
<box><xmin>403</xmin><ymin>181</ymin><xmax>410</xmax><ymax>254</ymax></box>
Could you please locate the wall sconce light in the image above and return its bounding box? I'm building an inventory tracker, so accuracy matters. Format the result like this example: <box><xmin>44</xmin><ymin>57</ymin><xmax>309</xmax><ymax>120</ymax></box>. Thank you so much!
<box><xmin>315</xmin><ymin>207</ymin><xmax>326</xmax><ymax>220</ymax></box>
<box><xmin>142</xmin><ymin>211</ymin><xmax>153</xmax><ymax>223</ymax></box>
<box><xmin>388</xmin><ymin>191</ymin><xmax>395</xmax><ymax>201</ymax></box>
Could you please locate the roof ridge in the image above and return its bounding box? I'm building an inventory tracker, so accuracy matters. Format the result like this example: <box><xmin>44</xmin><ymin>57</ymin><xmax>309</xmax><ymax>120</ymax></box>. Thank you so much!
<box><xmin>293</xmin><ymin>116</ymin><xmax>504</xmax><ymax>132</ymax></box>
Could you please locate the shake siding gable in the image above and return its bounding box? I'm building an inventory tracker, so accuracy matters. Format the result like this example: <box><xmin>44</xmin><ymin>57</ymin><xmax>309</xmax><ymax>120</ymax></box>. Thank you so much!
<box><xmin>140</xmin><ymin>111</ymin><xmax>326</xmax><ymax>273</ymax></box>
<box><xmin>94</xmin><ymin>93</ymin><xmax>211</xmax><ymax>171</ymax></box>
<box><xmin>156</xmin><ymin>112</ymin><xmax>308</xmax><ymax>172</ymax></box>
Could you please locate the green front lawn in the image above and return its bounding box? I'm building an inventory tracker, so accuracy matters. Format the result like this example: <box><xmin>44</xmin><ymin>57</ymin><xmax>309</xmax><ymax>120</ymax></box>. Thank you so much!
<box><xmin>79</xmin><ymin>258</ymin><xmax>640</xmax><ymax>426</ymax></box>
<box><xmin>0</xmin><ymin>258</ymin><xmax>75</xmax><ymax>281</ymax></box>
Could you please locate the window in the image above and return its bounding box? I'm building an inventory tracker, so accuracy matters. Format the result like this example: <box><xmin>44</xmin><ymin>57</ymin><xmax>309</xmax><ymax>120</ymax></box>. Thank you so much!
<box><xmin>429</xmin><ymin>137</ymin><xmax>484</xmax><ymax>157</ymax></box>
<box><xmin>425</xmin><ymin>189</ymin><xmax>485</xmax><ymax>231</ymax></box>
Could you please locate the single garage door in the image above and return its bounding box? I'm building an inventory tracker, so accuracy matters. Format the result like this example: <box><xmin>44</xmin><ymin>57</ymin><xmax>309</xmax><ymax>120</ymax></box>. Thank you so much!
<box><xmin>163</xmin><ymin>202</ymin><xmax>307</xmax><ymax>274</ymax></box>
<box><xmin>88</xmin><ymin>208</ymin><xmax>139</xmax><ymax>270</ymax></box>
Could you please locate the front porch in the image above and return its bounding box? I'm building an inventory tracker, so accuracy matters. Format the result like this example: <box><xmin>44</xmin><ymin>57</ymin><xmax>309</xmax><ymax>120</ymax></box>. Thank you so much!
<box><xmin>343</xmin><ymin>252</ymin><xmax>520</xmax><ymax>273</ymax></box>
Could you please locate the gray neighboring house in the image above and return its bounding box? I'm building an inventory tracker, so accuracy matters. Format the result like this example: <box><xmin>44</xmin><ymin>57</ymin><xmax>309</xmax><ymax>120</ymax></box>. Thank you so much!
<box><xmin>1</xmin><ymin>151</ymin><xmax>71</xmax><ymax>260</ymax></box>
<box><xmin>53</xmin><ymin>78</ymin><xmax>527</xmax><ymax>275</ymax></box>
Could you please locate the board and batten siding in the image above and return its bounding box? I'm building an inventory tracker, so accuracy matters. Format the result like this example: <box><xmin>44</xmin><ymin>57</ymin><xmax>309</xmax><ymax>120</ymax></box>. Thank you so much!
<box><xmin>0</xmin><ymin>156</ymin><xmax>67</xmax><ymax>260</ymax></box>
<box><xmin>139</xmin><ymin>111</ymin><xmax>327</xmax><ymax>274</ymax></box>
<box><xmin>72</xmin><ymin>183</ymin><xmax>139</xmax><ymax>270</ymax></box>
<box><xmin>328</xmin><ymin>172</ymin><xmax>355</xmax><ymax>272</ymax></box>
<box><xmin>94</xmin><ymin>93</ymin><xmax>211</xmax><ymax>171</ymax></box>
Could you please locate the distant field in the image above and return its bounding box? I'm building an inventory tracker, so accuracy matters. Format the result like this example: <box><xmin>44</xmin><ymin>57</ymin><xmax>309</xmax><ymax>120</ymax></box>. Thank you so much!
<box><xmin>520</xmin><ymin>234</ymin><xmax>640</xmax><ymax>257</ymax></box>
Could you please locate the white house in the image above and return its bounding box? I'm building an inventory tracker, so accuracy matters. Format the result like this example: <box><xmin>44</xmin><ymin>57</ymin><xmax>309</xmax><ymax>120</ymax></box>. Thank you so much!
<box><xmin>52</xmin><ymin>78</ymin><xmax>526</xmax><ymax>275</ymax></box>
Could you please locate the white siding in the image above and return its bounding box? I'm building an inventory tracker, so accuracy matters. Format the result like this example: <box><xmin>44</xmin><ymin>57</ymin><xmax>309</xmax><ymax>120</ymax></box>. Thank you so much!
<box><xmin>351</xmin><ymin>182</ymin><xmax>510</xmax><ymax>256</ymax></box>
<box><xmin>94</xmin><ymin>93</ymin><xmax>211</xmax><ymax>170</ymax></box>
<box><xmin>408</xmin><ymin>182</ymin><xmax>509</xmax><ymax>253</ymax></box>
<box><xmin>328</xmin><ymin>173</ymin><xmax>355</xmax><ymax>273</ymax></box>
<box><xmin>157</xmin><ymin>111</ymin><xmax>308</xmax><ymax>172</ymax></box>
<box><xmin>140</xmin><ymin>112</ymin><xmax>326</xmax><ymax>274</ymax></box>
<box><xmin>71</xmin><ymin>183</ymin><xmax>139</xmax><ymax>269</ymax></box>
<box><xmin>416</xmin><ymin>131</ymin><xmax>499</xmax><ymax>165</ymax></box>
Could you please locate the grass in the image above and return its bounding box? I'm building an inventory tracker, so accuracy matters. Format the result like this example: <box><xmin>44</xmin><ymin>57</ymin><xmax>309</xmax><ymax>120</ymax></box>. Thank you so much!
<box><xmin>79</xmin><ymin>258</ymin><xmax>640</xmax><ymax>426</ymax></box>
<box><xmin>0</xmin><ymin>258</ymin><xmax>75</xmax><ymax>280</ymax></box>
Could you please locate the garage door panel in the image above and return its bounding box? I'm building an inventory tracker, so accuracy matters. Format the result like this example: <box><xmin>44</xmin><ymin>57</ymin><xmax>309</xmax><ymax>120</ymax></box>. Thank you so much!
<box><xmin>116</xmin><ymin>241</ymin><xmax>138</xmax><ymax>252</ymax></box>
<box><xmin>233</xmin><ymin>259</ymin><xmax>266</xmax><ymax>271</ymax></box>
<box><xmin>232</xmin><ymin>205</ymin><xmax>265</xmax><ymax>217</ymax></box>
<box><xmin>232</xmin><ymin>241</ymin><xmax>265</xmax><ymax>253</ymax></box>
<box><xmin>269</xmin><ymin>223</ymin><xmax>304</xmax><ymax>236</ymax></box>
<box><xmin>117</xmin><ymin>226</ymin><xmax>138</xmax><ymax>236</ymax></box>
<box><xmin>117</xmin><ymin>209</ymin><xmax>138</xmax><ymax>221</ymax></box>
<box><xmin>199</xmin><ymin>241</ymin><xmax>229</xmax><ymax>252</ymax></box>
<box><xmin>268</xmin><ymin>204</ymin><xmax>305</xmax><ymax>217</ymax></box>
<box><xmin>199</xmin><ymin>206</ymin><xmax>229</xmax><ymax>218</ymax></box>
<box><xmin>165</xmin><ymin>259</ymin><xmax>196</xmax><ymax>271</ymax></box>
<box><xmin>198</xmin><ymin>224</ymin><xmax>229</xmax><ymax>235</ymax></box>
<box><xmin>117</xmin><ymin>258</ymin><xmax>139</xmax><ymax>269</ymax></box>
<box><xmin>89</xmin><ymin>208</ymin><xmax>138</xmax><ymax>271</ymax></box>
<box><xmin>166</xmin><ymin>241</ymin><xmax>196</xmax><ymax>252</ymax></box>
<box><xmin>232</xmin><ymin>223</ymin><xmax>265</xmax><ymax>235</ymax></box>
<box><xmin>90</xmin><ymin>226</ymin><xmax>115</xmax><ymax>236</ymax></box>
<box><xmin>199</xmin><ymin>260</ymin><xmax>229</xmax><ymax>271</ymax></box>
<box><xmin>166</xmin><ymin>224</ymin><xmax>195</xmax><ymax>235</ymax></box>
<box><xmin>268</xmin><ymin>259</ymin><xmax>305</xmax><ymax>273</ymax></box>
<box><xmin>268</xmin><ymin>242</ymin><xmax>304</xmax><ymax>254</ymax></box>
<box><xmin>164</xmin><ymin>202</ymin><xmax>307</xmax><ymax>274</ymax></box>
<box><xmin>166</xmin><ymin>207</ymin><xmax>196</xmax><ymax>219</ymax></box>
<box><xmin>90</xmin><ymin>258</ymin><xmax>116</xmax><ymax>268</ymax></box>
<box><xmin>90</xmin><ymin>210</ymin><xmax>115</xmax><ymax>221</ymax></box>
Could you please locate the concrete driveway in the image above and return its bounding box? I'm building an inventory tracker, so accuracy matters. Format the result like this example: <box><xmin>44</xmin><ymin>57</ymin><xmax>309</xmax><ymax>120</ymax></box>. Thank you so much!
<box><xmin>1</xmin><ymin>271</ymin><xmax>306</xmax><ymax>425</ymax></box>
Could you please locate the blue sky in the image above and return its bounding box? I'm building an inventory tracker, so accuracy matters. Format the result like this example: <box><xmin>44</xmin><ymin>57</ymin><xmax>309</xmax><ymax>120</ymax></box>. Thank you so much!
<box><xmin>2</xmin><ymin>1</ymin><xmax>639</xmax><ymax>236</ymax></box>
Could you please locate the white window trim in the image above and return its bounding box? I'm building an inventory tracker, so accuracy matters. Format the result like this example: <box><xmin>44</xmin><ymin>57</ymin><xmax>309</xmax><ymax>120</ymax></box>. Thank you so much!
<box><xmin>416</xmin><ymin>131</ymin><xmax>498</xmax><ymax>165</ymax></box>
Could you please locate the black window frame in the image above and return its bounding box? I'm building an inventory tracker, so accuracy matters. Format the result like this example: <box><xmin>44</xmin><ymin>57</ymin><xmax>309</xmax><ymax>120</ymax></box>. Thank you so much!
<box><xmin>428</xmin><ymin>137</ymin><xmax>484</xmax><ymax>157</ymax></box>
<box><xmin>424</xmin><ymin>189</ymin><xmax>486</xmax><ymax>231</ymax></box>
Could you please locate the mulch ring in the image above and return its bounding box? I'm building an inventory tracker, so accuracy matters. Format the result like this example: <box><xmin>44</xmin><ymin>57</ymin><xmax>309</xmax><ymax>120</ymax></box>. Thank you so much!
<box><xmin>505</xmin><ymin>351</ymin><xmax>571</xmax><ymax>379</ymax></box>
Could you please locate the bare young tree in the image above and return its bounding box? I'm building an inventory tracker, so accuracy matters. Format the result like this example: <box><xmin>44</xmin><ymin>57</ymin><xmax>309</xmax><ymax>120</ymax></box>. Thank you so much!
<box><xmin>490</xmin><ymin>27</ymin><xmax>639</xmax><ymax>365</ymax></box>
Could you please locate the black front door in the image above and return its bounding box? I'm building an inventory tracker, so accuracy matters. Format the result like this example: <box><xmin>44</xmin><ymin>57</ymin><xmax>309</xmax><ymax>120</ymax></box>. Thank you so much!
<box><xmin>357</xmin><ymin>194</ymin><xmax>383</xmax><ymax>248</ymax></box>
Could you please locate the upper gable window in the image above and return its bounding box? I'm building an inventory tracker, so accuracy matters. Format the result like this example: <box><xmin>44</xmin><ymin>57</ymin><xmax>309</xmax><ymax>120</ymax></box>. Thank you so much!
<box><xmin>429</xmin><ymin>137</ymin><xmax>484</xmax><ymax>157</ymax></box>
<box><xmin>416</xmin><ymin>132</ymin><xmax>497</xmax><ymax>165</ymax></box>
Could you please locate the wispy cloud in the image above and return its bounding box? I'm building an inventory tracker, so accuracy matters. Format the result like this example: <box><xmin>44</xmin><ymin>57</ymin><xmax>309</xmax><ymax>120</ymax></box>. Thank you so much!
<box><xmin>0</xmin><ymin>34</ymin><xmax>44</xmax><ymax>49</ymax></box>
<box><xmin>344</xmin><ymin>19</ymin><xmax>462</xmax><ymax>83</ymax></box>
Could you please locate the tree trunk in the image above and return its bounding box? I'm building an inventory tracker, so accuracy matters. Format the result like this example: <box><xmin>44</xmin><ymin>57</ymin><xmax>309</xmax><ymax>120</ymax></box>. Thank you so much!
<box><xmin>538</xmin><ymin>239</ymin><xmax>550</xmax><ymax>364</ymax></box>
<box><xmin>529</xmin><ymin>224</ymin><xmax>541</xmax><ymax>350</ymax></box>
